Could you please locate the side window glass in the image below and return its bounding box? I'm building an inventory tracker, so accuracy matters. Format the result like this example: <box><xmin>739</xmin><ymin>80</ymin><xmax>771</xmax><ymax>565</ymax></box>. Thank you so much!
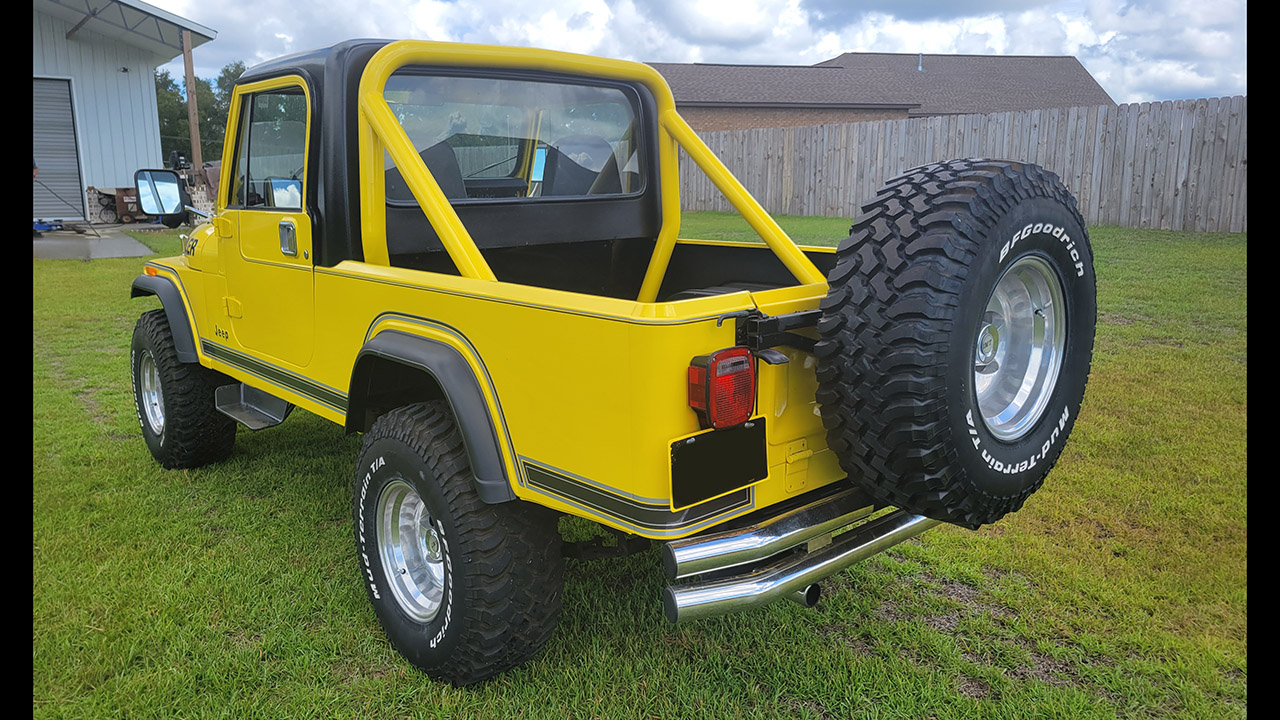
<box><xmin>228</xmin><ymin>88</ymin><xmax>308</xmax><ymax>210</ymax></box>
<box><xmin>229</xmin><ymin>101</ymin><xmax>252</xmax><ymax>207</ymax></box>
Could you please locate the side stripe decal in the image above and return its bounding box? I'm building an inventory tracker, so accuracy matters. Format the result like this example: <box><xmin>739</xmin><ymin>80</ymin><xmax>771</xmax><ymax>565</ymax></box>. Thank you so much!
<box><xmin>522</xmin><ymin>460</ymin><xmax>752</xmax><ymax>533</ymax></box>
<box><xmin>202</xmin><ymin>341</ymin><xmax>348</xmax><ymax>412</ymax></box>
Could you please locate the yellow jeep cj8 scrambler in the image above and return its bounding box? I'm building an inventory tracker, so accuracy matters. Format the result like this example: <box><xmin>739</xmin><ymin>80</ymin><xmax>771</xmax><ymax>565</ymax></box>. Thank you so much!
<box><xmin>130</xmin><ymin>40</ymin><xmax>1096</xmax><ymax>685</ymax></box>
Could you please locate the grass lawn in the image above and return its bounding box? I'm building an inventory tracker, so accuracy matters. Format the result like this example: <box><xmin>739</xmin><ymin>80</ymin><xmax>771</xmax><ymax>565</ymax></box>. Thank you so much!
<box><xmin>33</xmin><ymin>217</ymin><xmax>1245</xmax><ymax>719</ymax></box>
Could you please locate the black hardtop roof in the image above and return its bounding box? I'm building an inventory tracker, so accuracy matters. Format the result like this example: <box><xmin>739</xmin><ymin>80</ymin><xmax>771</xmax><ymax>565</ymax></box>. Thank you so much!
<box><xmin>238</xmin><ymin>39</ymin><xmax>391</xmax><ymax>87</ymax></box>
<box><xmin>225</xmin><ymin>38</ymin><xmax>664</xmax><ymax>272</ymax></box>
<box><xmin>233</xmin><ymin>40</ymin><xmax>394</xmax><ymax>268</ymax></box>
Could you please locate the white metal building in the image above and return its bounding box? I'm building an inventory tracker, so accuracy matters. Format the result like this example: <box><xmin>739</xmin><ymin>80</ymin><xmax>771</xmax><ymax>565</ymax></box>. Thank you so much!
<box><xmin>33</xmin><ymin>0</ymin><xmax>215</xmax><ymax>222</ymax></box>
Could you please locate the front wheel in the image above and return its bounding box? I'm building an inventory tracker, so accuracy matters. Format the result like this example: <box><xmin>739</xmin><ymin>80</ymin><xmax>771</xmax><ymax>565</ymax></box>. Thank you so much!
<box><xmin>130</xmin><ymin>309</ymin><xmax>236</xmax><ymax>468</ymax></box>
<box><xmin>353</xmin><ymin>401</ymin><xmax>563</xmax><ymax>685</ymax></box>
<box><xmin>815</xmin><ymin>159</ymin><xmax>1096</xmax><ymax>529</ymax></box>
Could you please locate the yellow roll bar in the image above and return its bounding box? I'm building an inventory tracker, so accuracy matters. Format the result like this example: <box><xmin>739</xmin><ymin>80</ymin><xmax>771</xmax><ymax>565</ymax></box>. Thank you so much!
<box><xmin>654</xmin><ymin>111</ymin><xmax>827</xmax><ymax>291</ymax></box>
<box><xmin>355</xmin><ymin>40</ymin><xmax>826</xmax><ymax>298</ymax></box>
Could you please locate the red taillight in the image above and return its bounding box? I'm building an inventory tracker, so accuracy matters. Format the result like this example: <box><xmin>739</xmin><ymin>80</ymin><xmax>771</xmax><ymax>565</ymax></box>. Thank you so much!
<box><xmin>688</xmin><ymin>347</ymin><xmax>756</xmax><ymax>429</ymax></box>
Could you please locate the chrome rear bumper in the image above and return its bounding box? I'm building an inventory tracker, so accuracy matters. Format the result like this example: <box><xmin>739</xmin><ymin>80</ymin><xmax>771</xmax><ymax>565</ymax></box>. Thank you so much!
<box><xmin>661</xmin><ymin>487</ymin><xmax>940</xmax><ymax>623</ymax></box>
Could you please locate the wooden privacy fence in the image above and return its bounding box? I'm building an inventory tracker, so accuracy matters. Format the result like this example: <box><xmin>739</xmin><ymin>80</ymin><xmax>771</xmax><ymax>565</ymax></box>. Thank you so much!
<box><xmin>679</xmin><ymin>96</ymin><xmax>1246</xmax><ymax>233</ymax></box>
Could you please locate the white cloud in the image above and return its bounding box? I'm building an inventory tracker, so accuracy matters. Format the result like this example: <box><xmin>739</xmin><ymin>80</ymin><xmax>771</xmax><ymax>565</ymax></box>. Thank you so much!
<box><xmin>141</xmin><ymin>0</ymin><xmax>1244</xmax><ymax>103</ymax></box>
<box><xmin>408</xmin><ymin>1</ymin><xmax>458</xmax><ymax>42</ymax></box>
<box><xmin>655</xmin><ymin>0</ymin><xmax>784</xmax><ymax>46</ymax></box>
<box><xmin>1175</xmin><ymin>27</ymin><xmax>1237</xmax><ymax>61</ymax></box>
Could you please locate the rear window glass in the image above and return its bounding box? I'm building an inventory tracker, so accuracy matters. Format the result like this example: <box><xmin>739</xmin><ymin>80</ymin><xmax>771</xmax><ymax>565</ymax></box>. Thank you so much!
<box><xmin>383</xmin><ymin>74</ymin><xmax>643</xmax><ymax>203</ymax></box>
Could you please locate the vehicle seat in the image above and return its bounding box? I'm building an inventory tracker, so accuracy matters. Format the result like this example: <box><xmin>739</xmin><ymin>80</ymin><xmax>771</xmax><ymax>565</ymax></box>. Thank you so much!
<box><xmin>543</xmin><ymin>135</ymin><xmax>614</xmax><ymax>196</ymax></box>
<box><xmin>586</xmin><ymin>150</ymin><xmax>622</xmax><ymax>195</ymax></box>
<box><xmin>385</xmin><ymin>141</ymin><xmax>468</xmax><ymax>202</ymax></box>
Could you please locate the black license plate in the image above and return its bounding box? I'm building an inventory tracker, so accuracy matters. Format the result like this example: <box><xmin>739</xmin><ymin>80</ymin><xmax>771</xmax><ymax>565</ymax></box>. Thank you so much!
<box><xmin>670</xmin><ymin>419</ymin><xmax>767</xmax><ymax>510</ymax></box>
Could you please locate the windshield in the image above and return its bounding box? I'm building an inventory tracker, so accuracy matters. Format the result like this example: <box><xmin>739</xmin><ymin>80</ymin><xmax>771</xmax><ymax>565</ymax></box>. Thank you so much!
<box><xmin>384</xmin><ymin>73</ymin><xmax>643</xmax><ymax>202</ymax></box>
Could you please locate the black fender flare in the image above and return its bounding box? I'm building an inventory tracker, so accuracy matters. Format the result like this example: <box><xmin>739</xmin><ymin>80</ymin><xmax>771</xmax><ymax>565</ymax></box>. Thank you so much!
<box><xmin>130</xmin><ymin>274</ymin><xmax>199</xmax><ymax>364</ymax></box>
<box><xmin>346</xmin><ymin>330</ymin><xmax>517</xmax><ymax>504</ymax></box>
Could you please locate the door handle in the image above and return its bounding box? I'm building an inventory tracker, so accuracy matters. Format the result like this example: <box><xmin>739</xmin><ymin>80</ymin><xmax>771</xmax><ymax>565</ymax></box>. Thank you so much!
<box><xmin>279</xmin><ymin>220</ymin><xmax>297</xmax><ymax>257</ymax></box>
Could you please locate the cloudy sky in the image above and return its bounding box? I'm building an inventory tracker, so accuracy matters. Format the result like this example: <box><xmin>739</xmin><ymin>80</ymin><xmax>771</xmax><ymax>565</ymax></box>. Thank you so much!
<box><xmin>150</xmin><ymin>0</ymin><xmax>1246</xmax><ymax>104</ymax></box>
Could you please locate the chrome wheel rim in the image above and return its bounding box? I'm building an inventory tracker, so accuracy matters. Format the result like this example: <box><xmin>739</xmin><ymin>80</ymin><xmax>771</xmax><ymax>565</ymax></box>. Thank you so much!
<box><xmin>974</xmin><ymin>255</ymin><xmax>1067</xmax><ymax>441</ymax></box>
<box><xmin>139</xmin><ymin>351</ymin><xmax>166</xmax><ymax>436</ymax></box>
<box><xmin>377</xmin><ymin>479</ymin><xmax>446</xmax><ymax>622</ymax></box>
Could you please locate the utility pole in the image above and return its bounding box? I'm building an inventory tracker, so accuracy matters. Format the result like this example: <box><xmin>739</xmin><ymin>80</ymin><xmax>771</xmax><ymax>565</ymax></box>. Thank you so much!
<box><xmin>181</xmin><ymin>29</ymin><xmax>204</xmax><ymax>182</ymax></box>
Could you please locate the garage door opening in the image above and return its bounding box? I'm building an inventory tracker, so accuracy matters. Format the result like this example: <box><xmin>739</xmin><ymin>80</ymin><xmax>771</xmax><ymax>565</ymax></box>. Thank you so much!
<box><xmin>33</xmin><ymin>78</ymin><xmax>86</xmax><ymax>222</ymax></box>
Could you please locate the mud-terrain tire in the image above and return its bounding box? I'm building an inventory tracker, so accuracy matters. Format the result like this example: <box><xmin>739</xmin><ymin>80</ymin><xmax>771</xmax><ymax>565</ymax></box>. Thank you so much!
<box><xmin>130</xmin><ymin>309</ymin><xmax>236</xmax><ymax>468</ymax></box>
<box><xmin>815</xmin><ymin>159</ymin><xmax>1096</xmax><ymax>529</ymax></box>
<box><xmin>353</xmin><ymin>401</ymin><xmax>564</xmax><ymax>685</ymax></box>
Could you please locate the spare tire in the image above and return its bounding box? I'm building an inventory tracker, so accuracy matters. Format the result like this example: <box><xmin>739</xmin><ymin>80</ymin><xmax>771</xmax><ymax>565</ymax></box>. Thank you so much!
<box><xmin>815</xmin><ymin>159</ymin><xmax>1096</xmax><ymax>529</ymax></box>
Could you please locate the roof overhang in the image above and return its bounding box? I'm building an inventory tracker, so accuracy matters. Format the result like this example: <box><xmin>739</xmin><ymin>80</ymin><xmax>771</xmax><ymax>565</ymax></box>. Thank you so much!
<box><xmin>34</xmin><ymin>0</ymin><xmax>216</xmax><ymax>63</ymax></box>
<box><xmin>677</xmin><ymin>102</ymin><xmax>921</xmax><ymax>111</ymax></box>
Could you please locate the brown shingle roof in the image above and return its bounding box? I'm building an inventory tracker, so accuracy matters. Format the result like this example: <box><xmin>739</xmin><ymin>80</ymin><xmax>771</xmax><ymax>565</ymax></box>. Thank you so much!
<box><xmin>646</xmin><ymin>62</ymin><xmax>919</xmax><ymax>109</ymax></box>
<box><xmin>648</xmin><ymin>52</ymin><xmax>1115</xmax><ymax>117</ymax></box>
<box><xmin>816</xmin><ymin>52</ymin><xmax>1115</xmax><ymax>115</ymax></box>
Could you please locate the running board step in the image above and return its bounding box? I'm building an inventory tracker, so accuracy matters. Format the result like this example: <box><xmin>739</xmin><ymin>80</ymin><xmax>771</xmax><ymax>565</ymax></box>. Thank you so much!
<box><xmin>215</xmin><ymin>383</ymin><xmax>293</xmax><ymax>430</ymax></box>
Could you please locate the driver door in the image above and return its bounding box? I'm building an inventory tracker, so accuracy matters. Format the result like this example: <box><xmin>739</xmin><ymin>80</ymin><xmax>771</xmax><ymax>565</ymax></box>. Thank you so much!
<box><xmin>220</xmin><ymin>78</ymin><xmax>315</xmax><ymax>368</ymax></box>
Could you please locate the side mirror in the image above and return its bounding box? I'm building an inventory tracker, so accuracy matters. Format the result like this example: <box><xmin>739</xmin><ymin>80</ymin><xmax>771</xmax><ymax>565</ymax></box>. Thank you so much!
<box><xmin>134</xmin><ymin>169</ymin><xmax>189</xmax><ymax>227</ymax></box>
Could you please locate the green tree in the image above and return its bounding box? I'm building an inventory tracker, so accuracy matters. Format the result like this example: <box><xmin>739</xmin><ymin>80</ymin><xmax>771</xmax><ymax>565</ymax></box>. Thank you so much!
<box><xmin>212</xmin><ymin>61</ymin><xmax>246</xmax><ymax>127</ymax></box>
<box><xmin>155</xmin><ymin>61</ymin><xmax>246</xmax><ymax>168</ymax></box>
<box><xmin>155</xmin><ymin>69</ymin><xmax>187</xmax><ymax>164</ymax></box>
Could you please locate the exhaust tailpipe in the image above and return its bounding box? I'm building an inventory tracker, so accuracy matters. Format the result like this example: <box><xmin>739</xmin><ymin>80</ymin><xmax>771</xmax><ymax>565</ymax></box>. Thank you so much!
<box><xmin>663</xmin><ymin>510</ymin><xmax>939</xmax><ymax>623</ymax></box>
<box><xmin>788</xmin><ymin>583</ymin><xmax>821</xmax><ymax>609</ymax></box>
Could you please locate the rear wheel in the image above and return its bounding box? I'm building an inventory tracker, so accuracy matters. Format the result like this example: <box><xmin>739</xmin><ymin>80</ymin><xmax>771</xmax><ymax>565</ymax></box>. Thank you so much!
<box><xmin>815</xmin><ymin>159</ymin><xmax>1096</xmax><ymax>529</ymax></box>
<box><xmin>353</xmin><ymin>401</ymin><xmax>563</xmax><ymax>685</ymax></box>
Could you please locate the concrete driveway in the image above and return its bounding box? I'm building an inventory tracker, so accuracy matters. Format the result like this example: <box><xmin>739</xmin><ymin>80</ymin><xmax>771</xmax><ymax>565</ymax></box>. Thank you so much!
<box><xmin>32</xmin><ymin>224</ymin><xmax>161</xmax><ymax>260</ymax></box>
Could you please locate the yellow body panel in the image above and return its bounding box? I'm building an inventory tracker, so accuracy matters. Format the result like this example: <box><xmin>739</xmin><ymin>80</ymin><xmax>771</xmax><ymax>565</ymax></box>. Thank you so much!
<box><xmin>216</xmin><ymin>75</ymin><xmax>316</xmax><ymax>367</ymax></box>
<box><xmin>153</xmin><ymin>42</ymin><xmax>849</xmax><ymax>539</ymax></box>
